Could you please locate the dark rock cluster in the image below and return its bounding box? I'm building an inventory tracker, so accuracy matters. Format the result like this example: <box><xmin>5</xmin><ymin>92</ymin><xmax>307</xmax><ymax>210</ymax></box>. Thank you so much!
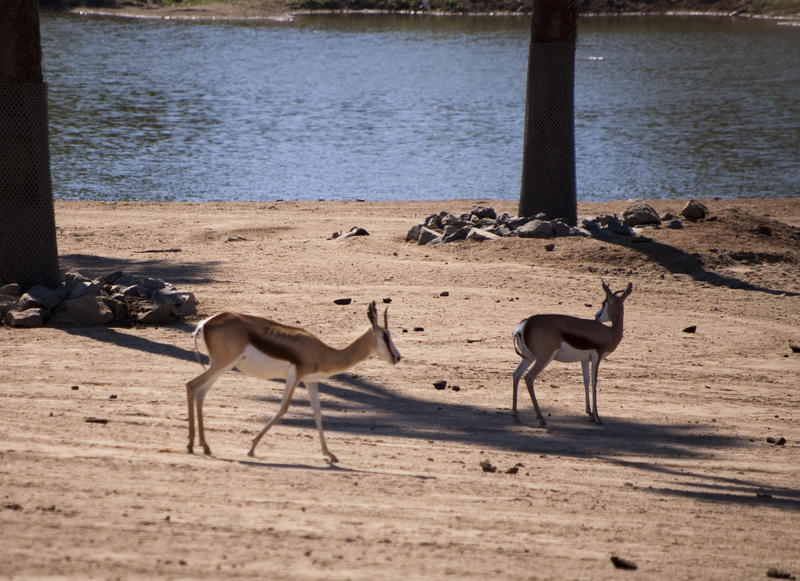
<box><xmin>0</xmin><ymin>271</ymin><xmax>197</xmax><ymax>328</ymax></box>
<box><xmin>406</xmin><ymin>206</ymin><xmax>584</xmax><ymax>245</ymax></box>
<box><xmin>406</xmin><ymin>199</ymin><xmax>711</xmax><ymax>245</ymax></box>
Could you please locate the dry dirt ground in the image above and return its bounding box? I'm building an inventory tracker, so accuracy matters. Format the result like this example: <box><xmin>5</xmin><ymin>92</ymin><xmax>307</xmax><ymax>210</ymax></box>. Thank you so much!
<box><xmin>1</xmin><ymin>197</ymin><xmax>799</xmax><ymax>580</ymax></box>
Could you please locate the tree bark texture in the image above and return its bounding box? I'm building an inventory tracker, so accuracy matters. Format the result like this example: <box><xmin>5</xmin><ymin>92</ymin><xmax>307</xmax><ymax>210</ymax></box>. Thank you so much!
<box><xmin>1</xmin><ymin>0</ymin><xmax>60</xmax><ymax>290</ymax></box>
<box><xmin>518</xmin><ymin>0</ymin><xmax>578</xmax><ymax>226</ymax></box>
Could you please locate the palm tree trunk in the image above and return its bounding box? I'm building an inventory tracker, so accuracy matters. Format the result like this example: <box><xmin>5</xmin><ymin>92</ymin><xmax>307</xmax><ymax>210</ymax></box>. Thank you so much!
<box><xmin>0</xmin><ymin>0</ymin><xmax>60</xmax><ymax>290</ymax></box>
<box><xmin>518</xmin><ymin>0</ymin><xmax>578</xmax><ymax>226</ymax></box>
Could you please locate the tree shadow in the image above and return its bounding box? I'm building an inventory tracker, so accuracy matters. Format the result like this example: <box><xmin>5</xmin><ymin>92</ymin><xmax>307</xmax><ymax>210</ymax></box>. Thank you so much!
<box><xmin>590</xmin><ymin>230</ymin><xmax>799</xmax><ymax>296</ymax></box>
<box><xmin>59</xmin><ymin>252</ymin><xmax>226</xmax><ymax>286</ymax></box>
<box><xmin>62</xmin><ymin>324</ymin><xmax>204</xmax><ymax>365</ymax></box>
<box><xmin>59</xmin><ymin>277</ymin><xmax>800</xmax><ymax>511</ymax></box>
<box><xmin>246</xmin><ymin>372</ymin><xmax>800</xmax><ymax>511</ymax></box>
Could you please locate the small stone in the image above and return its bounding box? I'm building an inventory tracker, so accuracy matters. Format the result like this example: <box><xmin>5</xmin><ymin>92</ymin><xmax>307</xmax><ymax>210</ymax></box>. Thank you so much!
<box><xmin>544</xmin><ymin>243</ymin><xmax>555</xmax><ymax>251</ymax></box>
<box><xmin>516</xmin><ymin>219</ymin><xmax>554</xmax><ymax>239</ymax></box>
<box><xmin>442</xmin><ymin>225</ymin><xmax>471</xmax><ymax>243</ymax></box>
<box><xmin>382</xmin><ymin>298</ymin><xmax>392</xmax><ymax>304</ymax></box>
<box><xmin>753</xmin><ymin>224</ymin><xmax>773</xmax><ymax>236</ymax></box>
<box><xmin>0</xmin><ymin>283</ymin><xmax>21</xmax><ymax>298</ymax></box>
<box><xmin>5</xmin><ymin>308</ymin><xmax>43</xmax><ymax>328</ymax></box>
<box><xmin>417</xmin><ymin>227</ymin><xmax>443</xmax><ymax>246</ymax></box>
<box><xmin>466</xmin><ymin>228</ymin><xmax>500</xmax><ymax>242</ymax></box>
<box><xmin>767</xmin><ymin>567</ymin><xmax>796</xmax><ymax>579</ymax></box>
<box><xmin>471</xmin><ymin>206</ymin><xmax>496</xmax><ymax>220</ymax></box>
<box><xmin>623</xmin><ymin>201</ymin><xmax>661</xmax><ymax>226</ymax></box>
<box><xmin>433</xmin><ymin>380</ymin><xmax>447</xmax><ymax>390</ymax></box>
<box><xmin>680</xmin><ymin>199</ymin><xmax>709</xmax><ymax>221</ymax></box>
<box><xmin>333</xmin><ymin>298</ymin><xmax>352</xmax><ymax>305</ymax></box>
<box><xmin>610</xmin><ymin>556</ymin><xmax>638</xmax><ymax>570</ymax></box>
<box><xmin>439</xmin><ymin>291</ymin><xmax>449</xmax><ymax>297</ymax></box>
<box><xmin>405</xmin><ymin>223</ymin><xmax>423</xmax><ymax>242</ymax></box>
<box><xmin>479</xmin><ymin>460</ymin><xmax>497</xmax><ymax>473</ymax></box>
<box><xmin>789</xmin><ymin>343</ymin><xmax>799</xmax><ymax>353</ymax></box>
<box><xmin>683</xmin><ymin>325</ymin><xmax>697</xmax><ymax>333</ymax></box>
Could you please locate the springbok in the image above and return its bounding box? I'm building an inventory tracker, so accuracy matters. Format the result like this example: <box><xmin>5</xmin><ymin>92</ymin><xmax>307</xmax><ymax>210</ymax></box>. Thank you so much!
<box><xmin>511</xmin><ymin>281</ymin><xmax>632</xmax><ymax>425</ymax></box>
<box><xmin>186</xmin><ymin>301</ymin><xmax>401</xmax><ymax>463</ymax></box>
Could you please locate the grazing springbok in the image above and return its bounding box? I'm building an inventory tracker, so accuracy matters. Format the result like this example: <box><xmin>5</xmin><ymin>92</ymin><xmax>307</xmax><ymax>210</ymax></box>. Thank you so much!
<box><xmin>511</xmin><ymin>281</ymin><xmax>633</xmax><ymax>425</ymax></box>
<box><xmin>186</xmin><ymin>301</ymin><xmax>401</xmax><ymax>463</ymax></box>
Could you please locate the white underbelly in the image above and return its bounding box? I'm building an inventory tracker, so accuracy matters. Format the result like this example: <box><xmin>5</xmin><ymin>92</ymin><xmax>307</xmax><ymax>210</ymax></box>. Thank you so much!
<box><xmin>553</xmin><ymin>341</ymin><xmax>595</xmax><ymax>363</ymax></box>
<box><xmin>235</xmin><ymin>344</ymin><xmax>294</xmax><ymax>380</ymax></box>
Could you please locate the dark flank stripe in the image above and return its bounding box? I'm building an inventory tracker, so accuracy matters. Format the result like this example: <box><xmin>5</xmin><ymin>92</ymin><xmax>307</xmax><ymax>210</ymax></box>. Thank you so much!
<box><xmin>562</xmin><ymin>331</ymin><xmax>599</xmax><ymax>352</ymax></box>
<box><xmin>246</xmin><ymin>329</ymin><xmax>303</xmax><ymax>365</ymax></box>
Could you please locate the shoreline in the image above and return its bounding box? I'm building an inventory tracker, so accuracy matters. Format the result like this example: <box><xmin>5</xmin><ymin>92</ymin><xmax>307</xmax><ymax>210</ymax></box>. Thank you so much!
<box><xmin>61</xmin><ymin>5</ymin><xmax>800</xmax><ymax>23</ymax></box>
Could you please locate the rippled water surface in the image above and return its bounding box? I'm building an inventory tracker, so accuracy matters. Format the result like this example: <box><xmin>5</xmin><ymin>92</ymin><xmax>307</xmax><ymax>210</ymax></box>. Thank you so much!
<box><xmin>41</xmin><ymin>14</ymin><xmax>800</xmax><ymax>202</ymax></box>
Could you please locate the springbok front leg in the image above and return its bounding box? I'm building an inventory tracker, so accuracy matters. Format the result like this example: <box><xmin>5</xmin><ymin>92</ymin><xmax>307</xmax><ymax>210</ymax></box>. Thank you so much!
<box><xmin>305</xmin><ymin>381</ymin><xmax>338</xmax><ymax>464</ymax></box>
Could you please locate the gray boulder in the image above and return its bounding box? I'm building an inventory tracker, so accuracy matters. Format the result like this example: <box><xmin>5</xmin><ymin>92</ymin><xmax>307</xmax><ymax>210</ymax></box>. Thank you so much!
<box><xmin>417</xmin><ymin>227</ymin><xmax>443</xmax><ymax>245</ymax></box>
<box><xmin>681</xmin><ymin>199</ymin><xmax>709</xmax><ymax>221</ymax></box>
<box><xmin>59</xmin><ymin>295</ymin><xmax>114</xmax><ymax>326</ymax></box>
<box><xmin>623</xmin><ymin>202</ymin><xmax>661</xmax><ymax>226</ymax></box>
<box><xmin>6</xmin><ymin>308</ymin><xmax>44</xmax><ymax>328</ymax></box>
<box><xmin>516</xmin><ymin>220</ymin><xmax>555</xmax><ymax>238</ymax></box>
<box><xmin>466</xmin><ymin>228</ymin><xmax>501</xmax><ymax>242</ymax></box>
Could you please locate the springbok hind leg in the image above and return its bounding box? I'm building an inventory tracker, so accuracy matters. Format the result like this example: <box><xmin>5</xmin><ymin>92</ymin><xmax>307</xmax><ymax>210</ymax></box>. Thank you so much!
<box><xmin>512</xmin><ymin>358</ymin><xmax>532</xmax><ymax>424</ymax></box>
<box><xmin>186</xmin><ymin>366</ymin><xmax>229</xmax><ymax>455</ymax></box>
<box><xmin>248</xmin><ymin>369</ymin><xmax>299</xmax><ymax>457</ymax></box>
<box><xmin>523</xmin><ymin>358</ymin><xmax>551</xmax><ymax>426</ymax></box>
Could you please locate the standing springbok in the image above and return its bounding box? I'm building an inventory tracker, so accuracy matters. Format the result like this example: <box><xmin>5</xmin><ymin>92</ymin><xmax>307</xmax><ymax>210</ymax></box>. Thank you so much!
<box><xmin>186</xmin><ymin>301</ymin><xmax>401</xmax><ymax>463</ymax></box>
<box><xmin>512</xmin><ymin>281</ymin><xmax>632</xmax><ymax>426</ymax></box>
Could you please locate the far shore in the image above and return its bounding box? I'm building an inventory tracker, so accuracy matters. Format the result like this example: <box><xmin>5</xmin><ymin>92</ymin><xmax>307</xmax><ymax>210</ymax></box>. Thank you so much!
<box><xmin>57</xmin><ymin>3</ymin><xmax>800</xmax><ymax>23</ymax></box>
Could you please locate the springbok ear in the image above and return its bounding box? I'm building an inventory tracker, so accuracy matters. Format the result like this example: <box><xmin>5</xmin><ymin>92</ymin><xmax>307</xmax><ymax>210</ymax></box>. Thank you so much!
<box><xmin>383</xmin><ymin>307</ymin><xmax>389</xmax><ymax>330</ymax></box>
<box><xmin>622</xmin><ymin>282</ymin><xmax>633</xmax><ymax>298</ymax></box>
<box><xmin>601</xmin><ymin>279</ymin><xmax>612</xmax><ymax>296</ymax></box>
<box><xmin>367</xmin><ymin>301</ymin><xmax>378</xmax><ymax>327</ymax></box>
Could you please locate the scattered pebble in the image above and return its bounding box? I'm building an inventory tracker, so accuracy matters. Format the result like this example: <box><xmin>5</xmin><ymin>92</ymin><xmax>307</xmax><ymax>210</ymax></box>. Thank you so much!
<box><xmin>433</xmin><ymin>380</ymin><xmax>447</xmax><ymax>390</ymax></box>
<box><xmin>610</xmin><ymin>555</ymin><xmax>638</xmax><ymax>570</ymax></box>
<box><xmin>683</xmin><ymin>325</ymin><xmax>697</xmax><ymax>333</ymax></box>
<box><xmin>480</xmin><ymin>460</ymin><xmax>497</xmax><ymax>473</ymax></box>
<box><xmin>767</xmin><ymin>567</ymin><xmax>796</xmax><ymax>580</ymax></box>
<box><xmin>85</xmin><ymin>417</ymin><xmax>108</xmax><ymax>424</ymax></box>
<box><xmin>333</xmin><ymin>298</ymin><xmax>352</xmax><ymax>305</ymax></box>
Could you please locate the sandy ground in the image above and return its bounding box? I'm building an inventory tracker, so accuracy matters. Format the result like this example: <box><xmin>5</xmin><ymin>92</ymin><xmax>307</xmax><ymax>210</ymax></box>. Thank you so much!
<box><xmin>1</xmin><ymin>197</ymin><xmax>799</xmax><ymax>579</ymax></box>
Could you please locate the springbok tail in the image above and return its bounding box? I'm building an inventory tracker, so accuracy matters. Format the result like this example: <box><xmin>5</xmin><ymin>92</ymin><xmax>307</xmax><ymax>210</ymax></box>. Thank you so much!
<box><xmin>513</xmin><ymin>319</ymin><xmax>533</xmax><ymax>360</ymax></box>
<box><xmin>192</xmin><ymin>319</ymin><xmax>208</xmax><ymax>370</ymax></box>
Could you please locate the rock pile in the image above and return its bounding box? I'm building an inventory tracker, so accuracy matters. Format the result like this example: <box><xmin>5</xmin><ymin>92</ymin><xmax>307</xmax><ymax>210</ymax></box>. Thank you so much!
<box><xmin>406</xmin><ymin>206</ymin><xmax>584</xmax><ymax>245</ymax></box>
<box><xmin>0</xmin><ymin>271</ymin><xmax>197</xmax><ymax>328</ymax></box>
<box><xmin>406</xmin><ymin>199</ymin><xmax>711</xmax><ymax>245</ymax></box>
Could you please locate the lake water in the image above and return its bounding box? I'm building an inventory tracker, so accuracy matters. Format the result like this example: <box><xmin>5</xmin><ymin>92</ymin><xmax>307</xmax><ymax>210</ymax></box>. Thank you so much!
<box><xmin>40</xmin><ymin>13</ymin><xmax>800</xmax><ymax>203</ymax></box>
